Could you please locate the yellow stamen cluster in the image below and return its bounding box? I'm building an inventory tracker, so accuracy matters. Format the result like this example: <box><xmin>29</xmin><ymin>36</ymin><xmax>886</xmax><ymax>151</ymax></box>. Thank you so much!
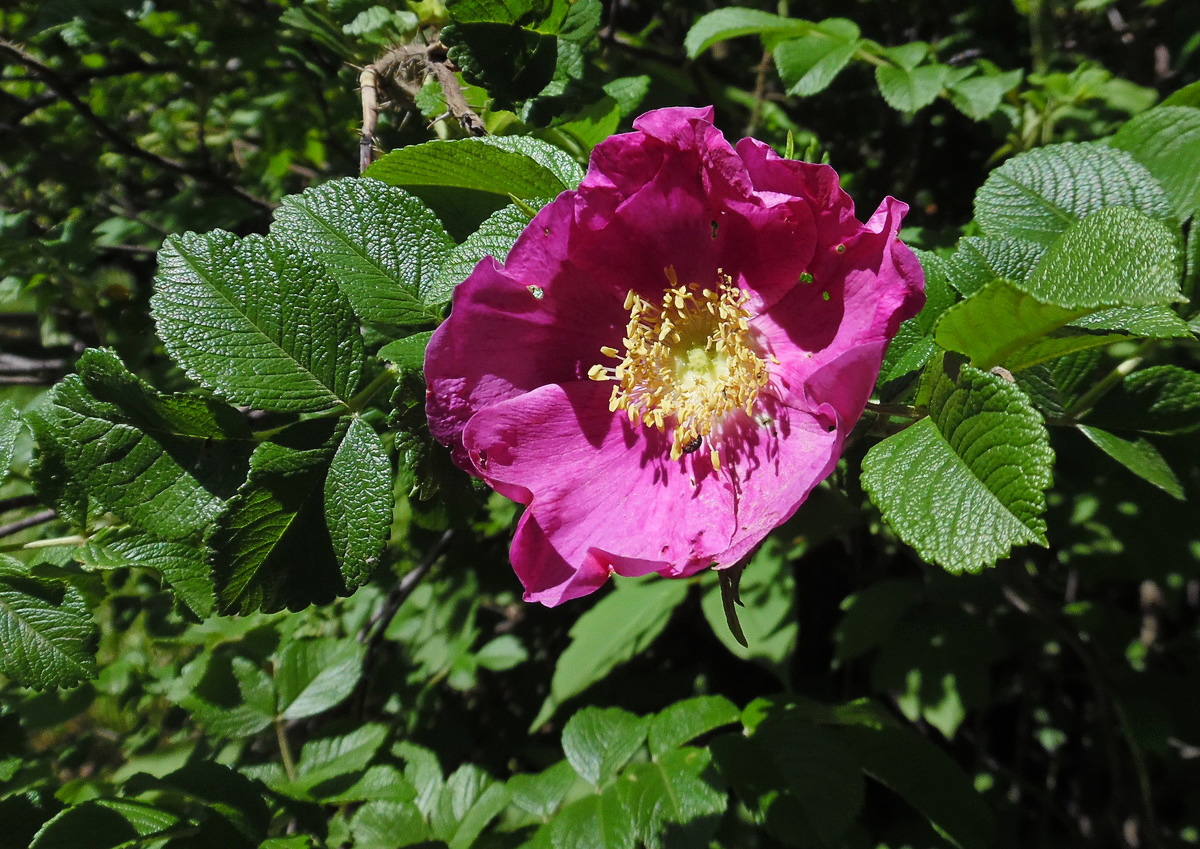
<box><xmin>587</xmin><ymin>268</ymin><xmax>769</xmax><ymax>470</ymax></box>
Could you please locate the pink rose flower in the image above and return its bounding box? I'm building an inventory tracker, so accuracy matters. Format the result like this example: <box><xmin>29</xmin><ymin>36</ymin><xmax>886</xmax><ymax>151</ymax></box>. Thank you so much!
<box><xmin>425</xmin><ymin>106</ymin><xmax>925</xmax><ymax>606</ymax></box>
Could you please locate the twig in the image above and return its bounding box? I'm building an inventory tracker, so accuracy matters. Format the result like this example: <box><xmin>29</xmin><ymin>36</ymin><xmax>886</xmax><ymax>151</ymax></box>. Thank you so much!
<box><xmin>359</xmin><ymin>66</ymin><xmax>380</xmax><ymax>174</ymax></box>
<box><xmin>351</xmin><ymin>529</ymin><xmax>454</xmax><ymax>718</ymax></box>
<box><xmin>0</xmin><ymin>38</ymin><xmax>274</xmax><ymax>211</ymax></box>
<box><xmin>0</xmin><ymin>509</ymin><xmax>58</xmax><ymax>539</ymax></box>
<box><xmin>0</xmin><ymin>495</ymin><xmax>42</xmax><ymax>515</ymax></box>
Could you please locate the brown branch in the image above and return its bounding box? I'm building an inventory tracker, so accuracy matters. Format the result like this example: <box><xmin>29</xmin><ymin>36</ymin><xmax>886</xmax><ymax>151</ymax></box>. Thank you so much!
<box><xmin>0</xmin><ymin>509</ymin><xmax>57</xmax><ymax>539</ymax></box>
<box><xmin>356</xmin><ymin>41</ymin><xmax>485</xmax><ymax>171</ymax></box>
<box><xmin>0</xmin><ymin>38</ymin><xmax>274</xmax><ymax>211</ymax></box>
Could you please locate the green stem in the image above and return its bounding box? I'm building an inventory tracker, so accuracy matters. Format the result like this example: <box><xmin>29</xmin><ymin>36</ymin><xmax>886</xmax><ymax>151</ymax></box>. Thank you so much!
<box><xmin>348</xmin><ymin>367</ymin><xmax>398</xmax><ymax>414</ymax></box>
<box><xmin>275</xmin><ymin>716</ymin><xmax>298</xmax><ymax>783</ymax></box>
<box><xmin>1063</xmin><ymin>344</ymin><xmax>1149</xmax><ymax>422</ymax></box>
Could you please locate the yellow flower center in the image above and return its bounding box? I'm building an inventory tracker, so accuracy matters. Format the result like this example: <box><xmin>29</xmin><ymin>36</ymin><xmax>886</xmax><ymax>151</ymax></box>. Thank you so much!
<box><xmin>587</xmin><ymin>268</ymin><xmax>769</xmax><ymax>470</ymax></box>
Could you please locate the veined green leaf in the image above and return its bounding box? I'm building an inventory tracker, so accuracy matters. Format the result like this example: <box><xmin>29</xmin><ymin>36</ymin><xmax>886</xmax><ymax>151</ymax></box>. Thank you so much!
<box><xmin>1111</xmin><ymin>105</ymin><xmax>1200</xmax><ymax>222</ymax></box>
<box><xmin>79</xmin><ymin>528</ymin><xmax>215</xmax><ymax>618</ymax></box>
<box><xmin>974</xmin><ymin>142</ymin><xmax>1174</xmax><ymax>245</ymax></box>
<box><xmin>0</xmin><ymin>559</ymin><xmax>96</xmax><ymax>690</ymax></box>
<box><xmin>532</xmin><ymin>577</ymin><xmax>688</xmax><ymax>730</ymax></box>
<box><xmin>862</xmin><ymin>358</ymin><xmax>1054</xmax><ymax>572</ymax></box>
<box><xmin>561</xmin><ymin>706</ymin><xmax>649</xmax><ymax>787</ymax></box>
<box><xmin>273</xmin><ymin>178</ymin><xmax>453</xmax><ymax>324</ymax></box>
<box><xmin>274</xmin><ymin>637</ymin><xmax>367</xmax><ymax>721</ymax></box>
<box><xmin>1077</xmin><ymin>425</ymin><xmax>1184</xmax><ymax>499</ymax></box>
<box><xmin>684</xmin><ymin>8</ymin><xmax>813</xmax><ymax>57</ymax></box>
<box><xmin>875</xmin><ymin>63</ymin><xmax>951</xmax><ymax>113</ymax></box>
<box><xmin>36</xmin><ymin>349</ymin><xmax>250</xmax><ymax>541</ymax></box>
<box><xmin>773</xmin><ymin>19</ymin><xmax>861</xmax><ymax>97</ymax></box>
<box><xmin>153</xmin><ymin>231</ymin><xmax>364</xmax><ymax>412</ymax></box>
<box><xmin>1086</xmin><ymin>365</ymin><xmax>1200</xmax><ymax>434</ymax></box>
<box><xmin>324</xmin><ymin>416</ymin><xmax>392</xmax><ymax>590</ymax></box>
<box><xmin>0</xmin><ymin>400</ymin><xmax>20</xmax><ymax>475</ymax></box>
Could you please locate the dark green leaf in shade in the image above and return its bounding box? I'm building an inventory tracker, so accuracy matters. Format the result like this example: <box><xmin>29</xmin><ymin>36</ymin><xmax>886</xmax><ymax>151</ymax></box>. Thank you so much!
<box><xmin>319</xmin><ymin>765</ymin><xmax>418</xmax><ymax>805</ymax></box>
<box><xmin>1077</xmin><ymin>425</ymin><xmax>1184</xmax><ymax>499</ymax></box>
<box><xmin>324</xmin><ymin>416</ymin><xmax>392</xmax><ymax>590</ymax></box>
<box><xmin>773</xmin><ymin>19</ymin><xmax>861</xmax><ymax>97</ymax></box>
<box><xmin>122</xmin><ymin>760</ymin><xmax>270</xmax><ymax>844</ymax></box>
<box><xmin>0</xmin><ymin>400</ymin><xmax>20</xmax><ymax>474</ymax></box>
<box><xmin>273</xmin><ymin>178</ymin><xmax>454</xmax><ymax>324</ymax></box>
<box><xmin>684</xmin><ymin>8</ymin><xmax>812</xmax><ymax>58</ymax></box>
<box><xmin>833</xmin><ymin>579</ymin><xmax>922</xmax><ymax>665</ymax></box>
<box><xmin>30</xmin><ymin>799</ymin><xmax>180</xmax><ymax>849</ymax></box>
<box><xmin>648</xmin><ymin>695</ymin><xmax>740</xmax><ymax>756</ymax></box>
<box><xmin>837</xmin><ymin>724</ymin><xmax>994</xmax><ymax>849</ymax></box>
<box><xmin>175</xmin><ymin>652</ymin><xmax>275</xmax><ymax>738</ymax></box>
<box><xmin>430</xmin><ymin>766</ymin><xmax>508</xmax><ymax>849</ymax></box>
<box><xmin>0</xmin><ymin>560</ymin><xmax>97</xmax><ymax>689</ymax></box>
<box><xmin>619</xmin><ymin>748</ymin><xmax>726</xmax><ymax>849</ymax></box>
<box><xmin>274</xmin><ymin>637</ymin><xmax>367</xmax><ymax>720</ymax></box>
<box><xmin>78</xmin><ymin>528</ymin><xmax>215</xmax><ymax>619</ymax></box>
<box><xmin>561</xmin><ymin>706</ymin><xmax>649</xmax><ymax>787</ymax></box>
<box><xmin>861</xmin><ymin>359</ymin><xmax>1054</xmax><ymax>572</ymax></box>
<box><xmin>712</xmin><ymin>718</ymin><xmax>863</xmax><ymax>848</ymax></box>
<box><xmin>1086</xmin><ymin>365</ymin><xmax>1200</xmax><ymax>434</ymax></box>
<box><xmin>210</xmin><ymin>419</ymin><xmax>373</xmax><ymax>614</ymax></box>
<box><xmin>531</xmin><ymin>577</ymin><xmax>688</xmax><ymax>730</ymax></box>
<box><xmin>973</xmin><ymin>142</ymin><xmax>1174</xmax><ymax>246</ymax></box>
<box><xmin>1111</xmin><ymin>105</ymin><xmax>1200</xmax><ymax>222</ymax></box>
<box><xmin>442</xmin><ymin>22</ymin><xmax>557</xmax><ymax>106</ymax></box>
<box><xmin>34</xmin><ymin>349</ymin><xmax>250</xmax><ymax>541</ymax></box>
<box><xmin>378</xmin><ymin>332</ymin><xmax>434</xmax><ymax>372</ymax></box>
<box><xmin>152</xmin><ymin>231</ymin><xmax>363</xmax><ymax>412</ymax></box>
<box><xmin>269</xmin><ymin>724</ymin><xmax>391</xmax><ymax>800</ymax></box>
<box><xmin>875</xmin><ymin>63</ymin><xmax>951</xmax><ymax>113</ymax></box>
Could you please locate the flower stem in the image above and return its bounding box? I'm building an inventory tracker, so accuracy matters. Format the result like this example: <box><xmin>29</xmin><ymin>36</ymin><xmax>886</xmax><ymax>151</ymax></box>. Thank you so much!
<box><xmin>348</xmin><ymin>367</ymin><xmax>398</xmax><ymax>414</ymax></box>
<box><xmin>1063</xmin><ymin>345</ymin><xmax>1149</xmax><ymax>422</ymax></box>
<box><xmin>275</xmin><ymin>716</ymin><xmax>297</xmax><ymax>783</ymax></box>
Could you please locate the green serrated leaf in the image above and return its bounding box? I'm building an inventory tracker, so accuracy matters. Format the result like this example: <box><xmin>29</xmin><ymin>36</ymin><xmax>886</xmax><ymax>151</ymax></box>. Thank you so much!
<box><xmin>881</xmin><ymin>249</ymin><xmax>958</xmax><ymax>381</ymax></box>
<box><xmin>273</xmin><ymin>178</ymin><xmax>453</xmax><ymax>324</ymax></box>
<box><xmin>620</xmin><ymin>748</ymin><xmax>726</xmax><ymax>849</ymax></box>
<box><xmin>210</xmin><ymin>420</ymin><xmax>364</xmax><ymax>615</ymax></box>
<box><xmin>1077</xmin><ymin>425</ymin><xmax>1184</xmax><ymax>499</ymax></box>
<box><xmin>366</xmin><ymin>135</ymin><xmax>581</xmax><ymax>198</ymax></box>
<box><xmin>1071</xmin><ymin>305</ymin><xmax>1192</xmax><ymax>338</ymax></box>
<box><xmin>773</xmin><ymin>19</ymin><xmax>861</xmax><ymax>97</ymax></box>
<box><xmin>648</xmin><ymin>695</ymin><xmax>740</xmax><ymax>757</ymax></box>
<box><xmin>349</xmin><ymin>800</ymin><xmax>427</xmax><ymax>849</ymax></box>
<box><xmin>78</xmin><ymin>528</ymin><xmax>215</xmax><ymax>619</ymax></box>
<box><xmin>153</xmin><ymin>231</ymin><xmax>364</xmax><ymax>412</ymax></box>
<box><xmin>275</xmin><ymin>637</ymin><xmax>367</xmax><ymax>720</ymax></box>
<box><xmin>974</xmin><ymin>142</ymin><xmax>1175</xmax><ymax>245</ymax></box>
<box><xmin>178</xmin><ymin>652</ymin><xmax>275</xmax><ymax>738</ymax></box>
<box><xmin>684</xmin><ymin>8</ymin><xmax>812</xmax><ymax>58</ymax></box>
<box><xmin>378</xmin><ymin>331</ymin><xmax>434</xmax><ymax>372</ymax></box>
<box><xmin>712</xmin><ymin>718</ymin><xmax>863</xmax><ymax>847</ymax></box>
<box><xmin>550</xmin><ymin>786</ymin><xmax>635</xmax><ymax>849</ymax></box>
<box><xmin>0</xmin><ymin>400</ymin><xmax>20</xmax><ymax>475</ymax></box>
<box><xmin>532</xmin><ymin>577</ymin><xmax>688</xmax><ymax>730</ymax></box>
<box><xmin>862</xmin><ymin>359</ymin><xmax>1054</xmax><ymax>572</ymax></box>
<box><xmin>0</xmin><ymin>562</ymin><xmax>97</xmax><ymax>689</ymax></box>
<box><xmin>440</xmin><ymin>202</ymin><xmax>537</xmax><ymax>293</ymax></box>
<box><xmin>875</xmin><ymin>63</ymin><xmax>951</xmax><ymax>113</ymax></box>
<box><xmin>506</xmin><ymin>760</ymin><xmax>578</xmax><ymax>820</ymax></box>
<box><xmin>31</xmin><ymin>799</ymin><xmax>181</xmax><ymax>849</ymax></box>
<box><xmin>948</xmin><ymin>69</ymin><xmax>1023</xmax><ymax>120</ymax></box>
<box><xmin>837</xmin><ymin>724</ymin><xmax>994</xmax><ymax>849</ymax></box>
<box><xmin>1024</xmin><ymin>206</ymin><xmax>1183</xmax><ymax>307</ymax></box>
<box><xmin>561</xmin><ymin>706</ymin><xmax>649</xmax><ymax>787</ymax></box>
<box><xmin>946</xmin><ymin>236</ymin><xmax>1047</xmax><ymax>296</ymax></box>
<box><xmin>37</xmin><ymin>349</ymin><xmax>250</xmax><ymax>541</ymax></box>
<box><xmin>1111</xmin><ymin>105</ymin><xmax>1200</xmax><ymax>222</ymax></box>
<box><xmin>1087</xmin><ymin>365</ymin><xmax>1200</xmax><ymax>434</ymax></box>
<box><xmin>324</xmin><ymin>416</ymin><xmax>392</xmax><ymax>589</ymax></box>
<box><xmin>442</xmin><ymin>22</ymin><xmax>557</xmax><ymax>107</ymax></box>
<box><xmin>285</xmin><ymin>724</ymin><xmax>390</xmax><ymax>798</ymax></box>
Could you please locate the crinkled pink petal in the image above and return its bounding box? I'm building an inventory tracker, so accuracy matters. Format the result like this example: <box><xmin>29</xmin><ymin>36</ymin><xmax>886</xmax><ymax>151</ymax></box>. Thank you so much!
<box><xmin>462</xmin><ymin>381</ymin><xmax>738</xmax><ymax>602</ymax></box>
